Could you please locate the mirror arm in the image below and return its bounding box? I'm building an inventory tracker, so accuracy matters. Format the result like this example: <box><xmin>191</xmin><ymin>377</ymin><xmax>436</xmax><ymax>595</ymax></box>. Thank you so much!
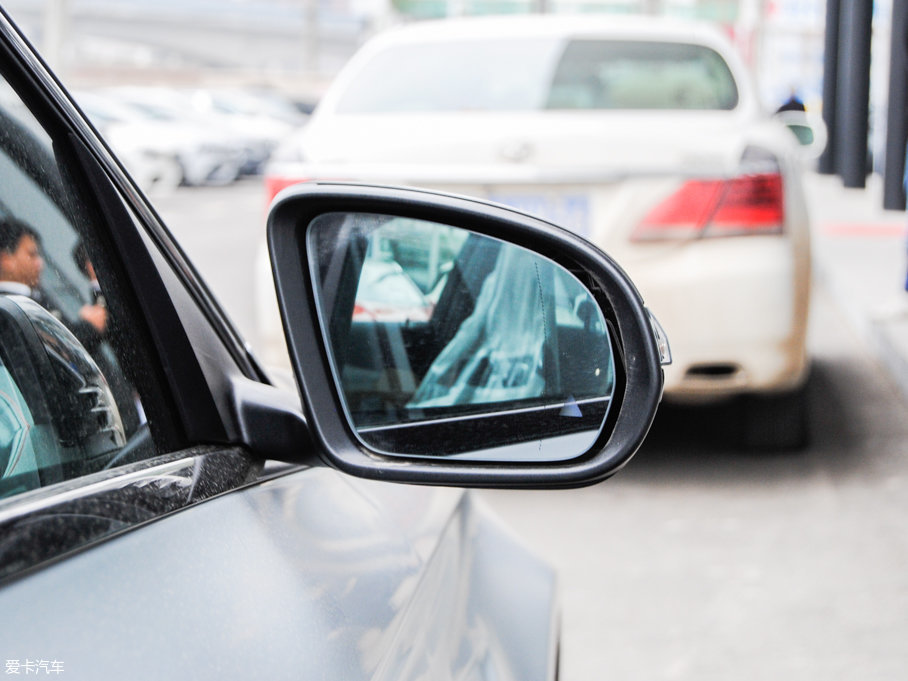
<box><xmin>229</xmin><ymin>376</ymin><xmax>316</xmax><ymax>464</ymax></box>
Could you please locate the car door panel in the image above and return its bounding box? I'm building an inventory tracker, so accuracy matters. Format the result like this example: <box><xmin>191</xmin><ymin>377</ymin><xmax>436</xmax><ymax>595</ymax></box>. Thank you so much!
<box><xmin>0</xmin><ymin>463</ymin><xmax>556</xmax><ymax>681</ymax></box>
<box><xmin>0</xmin><ymin>447</ymin><xmax>257</xmax><ymax>580</ymax></box>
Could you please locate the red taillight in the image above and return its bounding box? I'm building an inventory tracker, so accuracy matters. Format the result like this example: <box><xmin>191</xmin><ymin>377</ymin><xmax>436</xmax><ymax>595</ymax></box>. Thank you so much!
<box><xmin>633</xmin><ymin>172</ymin><xmax>785</xmax><ymax>241</ymax></box>
<box><xmin>265</xmin><ymin>175</ymin><xmax>309</xmax><ymax>205</ymax></box>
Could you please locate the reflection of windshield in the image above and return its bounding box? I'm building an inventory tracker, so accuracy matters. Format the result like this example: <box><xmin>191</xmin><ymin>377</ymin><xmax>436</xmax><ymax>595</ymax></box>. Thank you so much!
<box><xmin>336</xmin><ymin>38</ymin><xmax>737</xmax><ymax>113</ymax></box>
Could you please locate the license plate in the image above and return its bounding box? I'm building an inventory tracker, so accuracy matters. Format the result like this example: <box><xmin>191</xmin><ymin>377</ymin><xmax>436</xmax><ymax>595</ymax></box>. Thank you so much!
<box><xmin>489</xmin><ymin>193</ymin><xmax>591</xmax><ymax>238</ymax></box>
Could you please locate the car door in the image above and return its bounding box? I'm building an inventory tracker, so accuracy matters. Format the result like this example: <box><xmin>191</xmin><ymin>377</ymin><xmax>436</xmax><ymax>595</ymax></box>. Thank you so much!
<box><xmin>0</xmin><ymin>9</ymin><xmax>560</xmax><ymax>681</ymax></box>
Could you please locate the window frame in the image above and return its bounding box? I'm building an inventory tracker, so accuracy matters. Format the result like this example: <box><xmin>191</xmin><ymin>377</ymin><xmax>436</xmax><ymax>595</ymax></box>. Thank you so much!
<box><xmin>0</xmin><ymin>8</ymin><xmax>285</xmax><ymax>582</ymax></box>
<box><xmin>0</xmin><ymin>8</ymin><xmax>270</xmax><ymax>449</ymax></box>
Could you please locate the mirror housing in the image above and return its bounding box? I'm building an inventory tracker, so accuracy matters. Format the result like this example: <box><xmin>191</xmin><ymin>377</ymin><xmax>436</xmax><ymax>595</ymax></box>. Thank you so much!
<box><xmin>268</xmin><ymin>183</ymin><xmax>665</xmax><ymax>488</ymax></box>
<box><xmin>774</xmin><ymin>110</ymin><xmax>828</xmax><ymax>161</ymax></box>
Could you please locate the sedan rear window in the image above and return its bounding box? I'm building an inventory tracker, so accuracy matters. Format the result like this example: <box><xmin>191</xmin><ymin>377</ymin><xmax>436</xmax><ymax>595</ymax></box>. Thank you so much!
<box><xmin>335</xmin><ymin>37</ymin><xmax>738</xmax><ymax>113</ymax></box>
<box><xmin>547</xmin><ymin>40</ymin><xmax>738</xmax><ymax>110</ymax></box>
<box><xmin>336</xmin><ymin>38</ymin><xmax>562</xmax><ymax>113</ymax></box>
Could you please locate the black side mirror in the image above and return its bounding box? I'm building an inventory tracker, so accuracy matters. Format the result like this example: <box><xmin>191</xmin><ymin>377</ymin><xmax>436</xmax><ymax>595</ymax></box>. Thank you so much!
<box><xmin>268</xmin><ymin>183</ymin><xmax>668</xmax><ymax>488</ymax></box>
<box><xmin>774</xmin><ymin>110</ymin><xmax>828</xmax><ymax>161</ymax></box>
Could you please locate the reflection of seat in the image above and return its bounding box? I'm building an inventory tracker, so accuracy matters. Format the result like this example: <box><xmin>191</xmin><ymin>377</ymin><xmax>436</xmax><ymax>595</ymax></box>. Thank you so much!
<box><xmin>0</xmin><ymin>365</ymin><xmax>40</xmax><ymax>491</ymax></box>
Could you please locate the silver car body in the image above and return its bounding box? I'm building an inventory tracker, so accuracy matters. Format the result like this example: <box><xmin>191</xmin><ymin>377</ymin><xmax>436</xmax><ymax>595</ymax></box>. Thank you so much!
<box><xmin>1</xmin><ymin>460</ymin><xmax>558</xmax><ymax>680</ymax></box>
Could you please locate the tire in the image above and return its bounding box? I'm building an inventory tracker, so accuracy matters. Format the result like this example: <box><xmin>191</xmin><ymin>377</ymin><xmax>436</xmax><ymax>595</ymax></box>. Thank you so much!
<box><xmin>741</xmin><ymin>381</ymin><xmax>810</xmax><ymax>452</ymax></box>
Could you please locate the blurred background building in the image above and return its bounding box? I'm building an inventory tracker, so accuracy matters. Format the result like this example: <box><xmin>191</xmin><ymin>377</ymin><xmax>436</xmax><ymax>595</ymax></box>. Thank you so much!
<box><xmin>0</xmin><ymin>0</ymin><xmax>848</xmax><ymax>105</ymax></box>
<box><xmin>3</xmin><ymin>0</ymin><xmax>903</xmax><ymax>206</ymax></box>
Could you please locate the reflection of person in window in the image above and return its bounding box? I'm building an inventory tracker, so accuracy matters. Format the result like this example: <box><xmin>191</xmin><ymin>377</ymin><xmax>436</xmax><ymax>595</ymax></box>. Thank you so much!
<box><xmin>0</xmin><ymin>220</ymin><xmax>141</xmax><ymax>433</ymax></box>
<box><xmin>71</xmin><ymin>240</ymin><xmax>107</xmax><ymax>332</ymax></box>
<box><xmin>71</xmin><ymin>239</ymin><xmax>143</xmax><ymax>433</ymax></box>
<box><xmin>0</xmin><ymin>217</ymin><xmax>44</xmax><ymax>299</ymax></box>
<box><xmin>0</xmin><ymin>218</ymin><xmax>106</xmax><ymax>343</ymax></box>
<box><xmin>776</xmin><ymin>88</ymin><xmax>806</xmax><ymax>114</ymax></box>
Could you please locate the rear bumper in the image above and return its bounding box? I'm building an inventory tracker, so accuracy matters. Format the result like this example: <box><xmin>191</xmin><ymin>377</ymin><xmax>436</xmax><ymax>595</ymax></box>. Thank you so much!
<box><xmin>621</xmin><ymin>235</ymin><xmax>811</xmax><ymax>401</ymax></box>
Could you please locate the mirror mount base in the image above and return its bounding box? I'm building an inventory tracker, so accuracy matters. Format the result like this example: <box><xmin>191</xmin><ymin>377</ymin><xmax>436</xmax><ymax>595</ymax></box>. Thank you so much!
<box><xmin>230</xmin><ymin>376</ymin><xmax>316</xmax><ymax>465</ymax></box>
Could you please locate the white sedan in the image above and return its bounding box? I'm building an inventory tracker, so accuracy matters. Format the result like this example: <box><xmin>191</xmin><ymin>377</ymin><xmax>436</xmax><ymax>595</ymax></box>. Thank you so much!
<box><xmin>77</xmin><ymin>90</ymin><xmax>244</xmax><ymax>188</ymax></box>
<box><xmin>265</xmin><ymin>15</ymin><xmax>814</xmax><ymax>449</ymax></box>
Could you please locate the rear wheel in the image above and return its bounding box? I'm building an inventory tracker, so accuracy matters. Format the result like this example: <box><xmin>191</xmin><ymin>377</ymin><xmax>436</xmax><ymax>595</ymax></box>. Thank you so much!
<box><xmin>741</xmin><ymin>380</ymin><xmax>810</xmax><ymax>452</ymax></box>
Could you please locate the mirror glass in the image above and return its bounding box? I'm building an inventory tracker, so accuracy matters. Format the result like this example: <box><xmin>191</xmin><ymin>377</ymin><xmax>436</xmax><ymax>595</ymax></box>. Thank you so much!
<box><xmin>307</xmin><ymin>212</ymin><xmax>617</xmax><ymax>462</ymax></box>
<box><xmin>785</xmin><ymin>122</ymin><xmax>815</xmax><ymax>146</ymax></box>
<box><xmin>774</xmin><ymin>111</ymin><xmax>827</xmax><ymax>159</ymax></box>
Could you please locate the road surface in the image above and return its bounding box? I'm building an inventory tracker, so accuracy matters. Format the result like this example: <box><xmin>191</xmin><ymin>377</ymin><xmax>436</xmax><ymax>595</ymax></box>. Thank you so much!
<box><xmin>155</xmin><ymin>177</ymin><xmax>908</xmax><ymax>681</ymax></box>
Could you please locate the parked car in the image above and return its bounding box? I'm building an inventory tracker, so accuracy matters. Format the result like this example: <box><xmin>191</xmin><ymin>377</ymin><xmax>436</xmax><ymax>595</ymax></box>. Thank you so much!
<box><xmin>72</xmin><ymin>91</ymin><xmax>183</xmax><ymax>192</ymax></box>
<box><xmin>109</xmin><ymin>86</ymin><xmax>296</xmax><ymax>175</ymax></box>
<box><xmin>76</xmin><ymin>89</ymin><xmax>244</xmax><ymax>187</ymax></box>
<box><xmin>266</xmin><ymin>14</ymin><xmax>815</xmax><ymax>449</ymax></box>
<box><xmin>187</xmin><ymin>86</ymin><xmax>309</xmax><ymax>132</ymax></box>
<box><xmin>0</xmin><ymin>6</ymin><xmax>665</xmax><ymax>679</ymax></box>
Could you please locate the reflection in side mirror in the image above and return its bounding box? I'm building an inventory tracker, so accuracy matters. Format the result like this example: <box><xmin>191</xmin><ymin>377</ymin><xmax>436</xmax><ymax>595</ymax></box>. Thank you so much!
<box><xmin>787</xmin><ymin>122</ymin><xmax>814</xmax><ymax>146</ymax></box>
<box><xmin>307</xmin><ymin>213</ymin><xmax>616</xmax><ymax>462</ymax></box>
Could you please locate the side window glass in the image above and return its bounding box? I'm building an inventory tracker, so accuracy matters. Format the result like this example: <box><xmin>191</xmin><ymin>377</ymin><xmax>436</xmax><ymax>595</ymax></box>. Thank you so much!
<box><xmin>0</xmin><ymin>77</ymin><xmax>152</xmax><ymax>499</ymax></box>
